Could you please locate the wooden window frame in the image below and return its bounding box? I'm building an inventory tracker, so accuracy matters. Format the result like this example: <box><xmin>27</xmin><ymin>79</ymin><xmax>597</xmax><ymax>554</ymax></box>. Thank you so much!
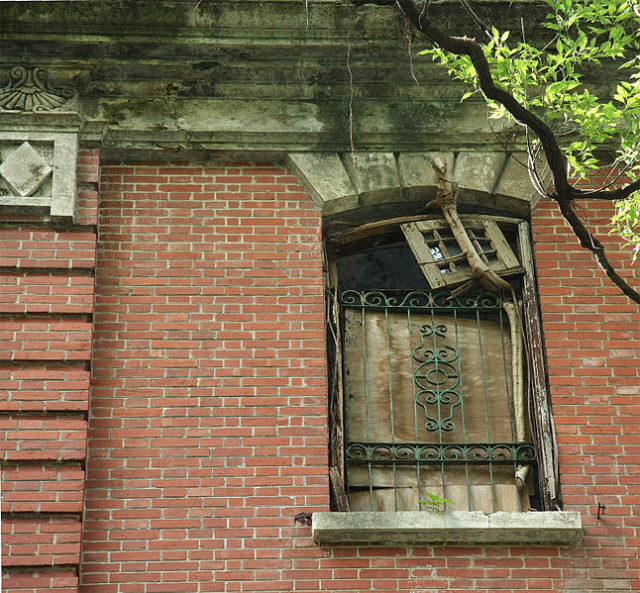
<box><xmin>326</xmin><ymin>215</ymin><xmax>560</xmax><ymax>513</ymax></box>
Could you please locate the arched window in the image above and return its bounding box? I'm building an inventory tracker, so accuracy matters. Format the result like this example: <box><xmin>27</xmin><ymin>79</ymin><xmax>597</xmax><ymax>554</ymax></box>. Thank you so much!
<box><xmin>326</xmin><ymin>214</ymin><xmax>559</xmax><ymax>514</ymax></box>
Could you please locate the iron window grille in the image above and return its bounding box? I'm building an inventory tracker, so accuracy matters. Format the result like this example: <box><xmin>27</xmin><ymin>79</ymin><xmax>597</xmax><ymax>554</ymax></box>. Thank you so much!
<box><xmin>326</xmin><ymin>216</ymin><xmax>559</xmax><ymax>513</ymax></box>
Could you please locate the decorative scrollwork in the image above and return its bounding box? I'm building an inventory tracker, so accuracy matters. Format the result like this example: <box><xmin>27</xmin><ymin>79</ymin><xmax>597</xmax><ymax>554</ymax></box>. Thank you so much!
<box><xmin>346</xmin><ymin>442</ymin><xmax>537</xmax><ymax>465</ymax></box>
<box><xmin>346</xmin><ymin>443</ymin><xmax>368</xmax><ymax>460</ymax></box>
<box><xmin>412</xmin><ymin>323</ymin><xmax>461</xmax><ymax>432</ymax></box>
<box><xmin>340</xmin><ymin>289</ymin><xmax>504</xmax><ymax>311</ymax></box>
<box><xmin>0</xmin><ymin>66</ymin><xmax>75</xmax><ymax>112</ymax></box>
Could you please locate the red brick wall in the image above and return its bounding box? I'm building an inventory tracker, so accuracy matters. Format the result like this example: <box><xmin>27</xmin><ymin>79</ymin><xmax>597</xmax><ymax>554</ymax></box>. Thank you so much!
<box><xmin>75</xmin><ymin>162</ymin><xmax>638</xmax><ymax>592</ymax></box>
<box><xmin>532</xmin><ymin>196</ymin><xmax>640</xmax><ymax>592</ymax></box>
<box><xmin>1</xmin><ymin>148</ymin><xmax>99</xmax><ymax>592</ymax></box>
<box><xmin>82</xmin><ymin>162</ymin><xmax>328</xmax><ymax>591</ymax></box>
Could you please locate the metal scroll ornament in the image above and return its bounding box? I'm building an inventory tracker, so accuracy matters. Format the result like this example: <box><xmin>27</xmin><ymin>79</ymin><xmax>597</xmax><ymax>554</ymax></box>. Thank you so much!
<box><xmin>346</xmin><ymin>442</ymin><xmax>536</xmax><ymax>465</ymax></box>
<box><xmin>412</xmin><ymin>323</ymin><xmax>461</xmax><ymax>432</ymax></box>
<box><xmin>0</xmin><ymin>66</ymin><xmax>75</xmax><ymax>112</ymax></box>
<box><xmin>340</xmin><ymin>289</ymin><xmax>502</xmax><ymax>311</ymax></box>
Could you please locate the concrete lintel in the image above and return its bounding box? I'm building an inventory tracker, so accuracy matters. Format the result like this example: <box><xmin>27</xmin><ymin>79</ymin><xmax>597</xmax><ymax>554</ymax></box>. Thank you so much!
<box><xmin>286</xmin><ymin>152</ymin><xmax>358</xmax><ymax>215</ymax></box>
<box><xmin>288</xmin><ymin>150</ymin><xmax>538</xmax><ymax>219</ymax></box>
<box><xmin>341</xmin><ymin>152</ymin><xmax>402</xmax><ymax>207</ymax></box>
<box><xmin>455</xmin><ymin>151</ymin><xmax>507</xmax><ymax>196</ymax></box>
<box><xmin>0</xmin><ymin>111</ymin><xmax>83</xmax><ymax>133</ymax></box>
<box><xmin>397</xmin><ymin>152</ymin><xmax>455</xmax><ymax>201</ymax></box>
<box><xmin>495</xmin><ymin>150</ymin><xmax>551</xmax><ymax>210</ymax></box>
<box><xmin>312</xmin><ymin>511</ymin><xmax>582</xmax><ymax>546</ymax></box>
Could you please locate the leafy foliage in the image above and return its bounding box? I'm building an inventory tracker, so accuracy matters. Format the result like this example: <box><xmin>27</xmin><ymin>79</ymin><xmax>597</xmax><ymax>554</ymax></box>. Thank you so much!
<box><xmin>611</xmin><ymin>192</ymin><xmax>640</xmax><ymax>258</ymax></box>
<box><xmin>419</xmin><ymin>0</ymin><xmax>640</xmax><ymax>257</ymax></box>
<box><xmin>418</xmin><ymin>492</ymin><xmax>455</xmax><ymax>511</ymax></box>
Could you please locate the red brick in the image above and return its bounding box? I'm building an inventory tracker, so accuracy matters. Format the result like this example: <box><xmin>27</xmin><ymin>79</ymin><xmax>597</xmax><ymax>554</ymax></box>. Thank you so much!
<box><xmin>0</xmin><ymin>416</ymin><xmax>87</xmax><ymax>461</ymax></box>
<box><xmin>0</xmin><ymin>273</ymin><xmax>94</xmax><ymax>314</ymax></box>
<box><xmin>1</xmin><ymin>464</ymin><xmax>85</xmax><ymax>513</ymax></box>
<box><xmin>1</xmin><ymin>517</ymin><xmax>82</xmax><ymax>566</ymax></box>
<box><xmin>0</xmin><ymin>365</ymin><xmax>90</xmax><ymax>412</ymax></box>
<box><xmin>0</xmin><ymin>229</ymin><xmax>96</xmax><ymax>268</ymax></box>
<box><xmin>2</xmin><ymin>569</ymin><xmax>78</xmax><ymax>593</ymax></box>
<box><xmin>0</xmin><ymin>319</ymin><xmax>92</xmax><ymax>361</ymax></box>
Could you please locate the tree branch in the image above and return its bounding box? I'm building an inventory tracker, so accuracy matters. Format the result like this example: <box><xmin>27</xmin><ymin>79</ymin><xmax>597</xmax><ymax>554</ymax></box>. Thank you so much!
<box><xmin>396</xmin><ymin>0</ymin><xmax>570</xmax><ymax>199</ymax></box>
<box><xmin>431</xmin><ymin>157</ymin><xmax>512</xmax><ymax>292</ymax></box>
<box><xmin>396</xmin><ymin>0</ymin><xmax>640</xmax><ymax>304</ymax></box>
<box><xmin>557</xmin><ymin>201</ymin><xmax>640</xmax><ymax>302</ymax></box>
<box><xmin>571</xmin><ymin>177</ymin><xmax>640</xmax><ymax>201</ymax></box>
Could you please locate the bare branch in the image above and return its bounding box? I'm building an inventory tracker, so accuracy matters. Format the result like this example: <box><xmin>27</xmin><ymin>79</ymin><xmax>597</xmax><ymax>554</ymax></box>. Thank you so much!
<box><xmin>396</xmin><ymin>0</ymin><xmax>640</xmax><ymax>304</ymax></box>
<box><xmin>557</xmin><ymin>201</ymin><xmax>640</xmax><ymax>302</ymax></box>
<box><xmin>571</xmin><ymin>177</ymin><xmax>640</xmax><ymax>201</ymax></box>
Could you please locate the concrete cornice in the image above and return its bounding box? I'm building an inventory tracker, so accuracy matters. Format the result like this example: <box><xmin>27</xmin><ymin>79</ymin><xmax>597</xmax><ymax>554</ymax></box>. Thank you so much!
<box><xmin>0</xmin><ymin>1</ymin><xmax>550</xmax><ymax>154</ymax></box>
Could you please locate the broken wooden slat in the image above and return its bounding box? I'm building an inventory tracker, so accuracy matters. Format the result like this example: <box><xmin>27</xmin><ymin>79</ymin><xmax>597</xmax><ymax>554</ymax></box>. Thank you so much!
<box><xmin>484</xmin><ymin>219</ymin><xmax>520</xmax><ymax>268</ymax></box>
<box><xmin>401</xmin><ymin>221</ymin><xmax>448</xmax><ymax>288</ymax></box>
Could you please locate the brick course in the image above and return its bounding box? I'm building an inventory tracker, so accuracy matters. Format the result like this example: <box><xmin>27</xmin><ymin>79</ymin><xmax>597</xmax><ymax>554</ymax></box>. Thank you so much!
<box><xmin>2</xmin><ymin>517</ymin><xmax>82</xmax><ymax>566</ymax></box>
<box><xmin>0</xmin><ymin>149</ymin><xmax>98</xmax><ymax>593</ymax></box>
<box><xmin>0</xmin><ymin>273</ymin><xmax>94</xmax><ymax>314</ymax></box>
<box><xmin>1</xmin><ymin>464</ymin><xmax>85</xmax><ymax>513</ymax></box>
<box><xmin>0</xmin><ymin>366</ymin><xmax>90</xmax><ymax>413</ymax></box>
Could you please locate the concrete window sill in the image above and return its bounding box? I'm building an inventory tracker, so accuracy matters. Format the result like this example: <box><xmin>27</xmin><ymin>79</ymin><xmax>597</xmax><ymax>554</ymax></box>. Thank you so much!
<box><xmin>312</xmin><ymin>511</ymin><xmax>582</xmax><ymax>546</ymax></box>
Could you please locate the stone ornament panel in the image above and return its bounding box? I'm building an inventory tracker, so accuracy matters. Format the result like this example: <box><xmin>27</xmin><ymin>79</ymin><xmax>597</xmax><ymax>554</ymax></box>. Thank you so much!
<box><xmin>0</xmin><ymin>131</ymin><xmax>78</xmax><ymax>218</ymax></box>
<box><xmin>0</xmin><ymin>66</ymin><xmax>76</xmax><ymax>112</ymax></box>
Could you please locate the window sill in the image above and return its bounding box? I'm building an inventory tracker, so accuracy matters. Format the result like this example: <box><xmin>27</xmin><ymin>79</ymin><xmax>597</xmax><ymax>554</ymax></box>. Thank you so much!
<box><xmin>312</xmin><ymin>510</ymin><xmax>582</xmax><ymax>546</ymax></box>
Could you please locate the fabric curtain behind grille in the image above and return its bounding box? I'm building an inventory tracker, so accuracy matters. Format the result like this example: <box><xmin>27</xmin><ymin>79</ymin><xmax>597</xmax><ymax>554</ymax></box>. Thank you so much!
<box><xmin>344</xmin><ymin>310</ymin><xmax>528</xmax><ymax>513</ymax></box>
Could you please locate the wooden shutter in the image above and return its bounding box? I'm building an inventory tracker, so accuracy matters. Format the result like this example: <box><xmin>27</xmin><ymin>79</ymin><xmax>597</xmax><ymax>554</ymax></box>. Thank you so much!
<box><xmin>401</xmin><ymin>216</ymin><xmax>521</xmax><ymax>289</ymax></box>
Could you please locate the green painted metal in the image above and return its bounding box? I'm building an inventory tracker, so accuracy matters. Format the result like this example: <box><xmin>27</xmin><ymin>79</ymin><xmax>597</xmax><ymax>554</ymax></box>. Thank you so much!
<box><xmin>340</xmin><ymin>289</ymin><xmax>504</xmax><ymax>311</ymax></box>
<box><xmin>346</xmin><ymin>442</ymin><xmax>537</xmax><ymax>465</ymax></box>
<box><xmin>412</xmin><ymin>323</ymin><xmax>462</xmax><ymax>433</ymax></box>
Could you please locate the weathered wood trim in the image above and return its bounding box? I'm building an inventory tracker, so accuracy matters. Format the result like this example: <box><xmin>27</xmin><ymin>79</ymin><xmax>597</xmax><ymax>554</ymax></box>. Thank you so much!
<box><xmin>518</xmin><ymin>221</ymin><xmax>560</xmax><ymax>510</ymax></box>
<box><xmin>401</xmin><ymin>221</ymin><xmax>448</xmax><ymax>288</ymax></box>
<box><xmin>328</xmin><ymin>214</ymin><xmax>525</xmax><ymax>253</ymax></box>
<box><xmin>484</xmin><ymin>220</ymin><xmax>520</xmax><ymax>268</ymax></box>
<box><xmin>326</xmin><ymin>260</ymin><xmax>349</xmax><ymax>512</ymax></box>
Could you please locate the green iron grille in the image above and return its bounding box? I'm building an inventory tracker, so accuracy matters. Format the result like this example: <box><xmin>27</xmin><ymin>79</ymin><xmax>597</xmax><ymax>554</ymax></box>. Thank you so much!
<box><xmin>341</xmin><ymin>289</ymin><xmax>537</xmax><ymax>513</ymax></box>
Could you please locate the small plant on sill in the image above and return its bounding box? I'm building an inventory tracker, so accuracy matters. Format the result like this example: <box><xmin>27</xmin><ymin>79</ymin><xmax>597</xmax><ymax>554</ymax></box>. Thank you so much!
<box><xmin>419</xmin><ymin>492</ymin><xmax>455</xmax><ymax>512</ymax></box>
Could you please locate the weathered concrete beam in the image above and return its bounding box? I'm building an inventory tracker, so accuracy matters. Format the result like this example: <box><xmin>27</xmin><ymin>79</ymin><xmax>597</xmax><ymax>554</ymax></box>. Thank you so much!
<box><xmin>341</xmin><ymin>152</ymin><xmax>401</xmax><ymax>207</ymax></box>
<box><xmin>0</xmin><ymin>1</ymin><xmax>549</xmax><ymax>155</ymax></box>
<box><xmin>397</xmin><ymin>151</ymin><xmax>455</xmax><ymax>201</ymax></box>
<box><xmin>287</xmin><ymin>153</ymin><xmax>358</xmax><ymax>215</ymax></box>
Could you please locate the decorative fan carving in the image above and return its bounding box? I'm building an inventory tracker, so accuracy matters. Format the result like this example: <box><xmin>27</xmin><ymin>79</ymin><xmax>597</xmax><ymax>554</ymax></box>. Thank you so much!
<box><xmin>0</xmin><ymin>66</ymin><xmax>75</xmax><ymax>112</ymax></box>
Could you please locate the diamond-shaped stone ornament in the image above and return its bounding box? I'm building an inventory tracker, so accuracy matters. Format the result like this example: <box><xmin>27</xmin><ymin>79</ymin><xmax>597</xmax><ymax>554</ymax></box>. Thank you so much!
<box><xmin>0</xmin><ymin>141</ymin><xmax>52</xmax><ymax>197</ymax></box>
